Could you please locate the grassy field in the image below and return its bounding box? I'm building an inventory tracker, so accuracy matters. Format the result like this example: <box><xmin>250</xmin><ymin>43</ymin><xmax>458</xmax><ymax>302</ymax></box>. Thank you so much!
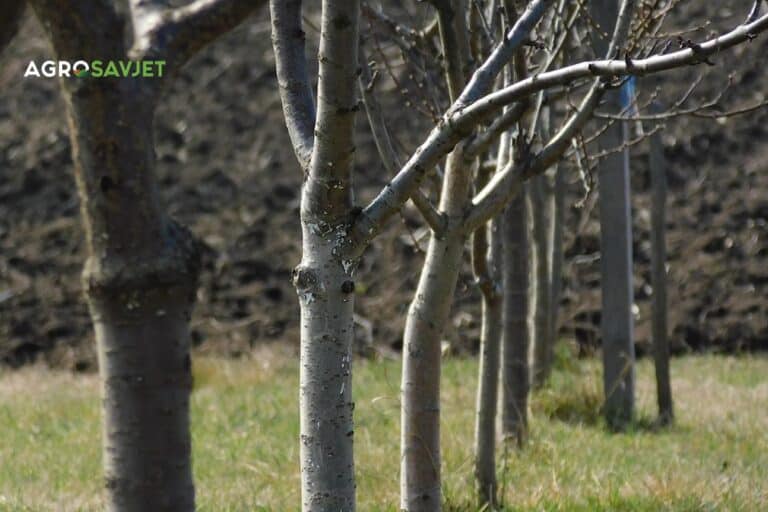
<box><xmin>0</xmin><ymin>349</ymin><xmax>766</xmax><ymax>511</ymax></box>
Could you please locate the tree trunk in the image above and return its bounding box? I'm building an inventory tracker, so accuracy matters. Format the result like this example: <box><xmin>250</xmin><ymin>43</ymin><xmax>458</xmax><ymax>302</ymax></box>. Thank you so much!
<box><xmin>472</xmin><ymin>129</ymin><xmax>509</xmax><ymax>508</ymax></box>
<box><xmin>295</xmin><ymin>225</ymin><xmax>356</xmax><ymax>511</ymax></box>
<box><xmin>530</xmin><ymin>174</ymin><xmax>552</xmax><ymax>389</ymax></box>
<box><xmin>401</xmin><ymin>149</ymin><xmax>471</xmax><ymax>511</ymax></box>
<box><xmin>500</xmin><ymin>189</ymin><xmax>529</xmax><ymax>446</ymax></box>
<box><xmin>30</xmin><ymin>0</ymin><xmax>257</xmax><ymax>507</ymax></box>
<box><xmin>547</xmin><ymin>163</ymin><xmax>565</xmax><ymax>374</ymax></box>
<box><xmin>291</xmin><ymin>1</ymin><xmax>360</xmax><ymax>509</ymax></box>
<box><xmin>649</xmin><ymin>120</ymin><xmax>674</xmax><ymax>425</ymax></box>
<box><xmin>400</xmin><ymin>232</ymin><xmax>464</xmax><ymax>511</ymax></box>
<box><xmin>65</xmin><ymin>79</ymin><xmax>199</xmax><ymax>512</ymax></box>
<box><xmin>590</xmin><ymin>0</ymin><xmax>636</xmax><ymax>430</ymax></box>
<box><xmin>472</xmin><ymin>118</ymin><xmax>508</xmax><ymax>510</ymax></box>
<box><xmin>473</xmin><ymin>280</ymin><xmax>502</xmax><ymax>507</ymax></box>
<box><xmin>597</xmin><ymin>117</ymin><xmax>636</xmax><ymax>429</ymax></box>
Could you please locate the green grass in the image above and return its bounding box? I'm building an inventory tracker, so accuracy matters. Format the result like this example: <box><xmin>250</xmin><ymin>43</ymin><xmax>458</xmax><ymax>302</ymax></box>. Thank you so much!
<box><xmin>0</xmin><ymin>348</ymin><xmax>766</xmax><ymax>511</ymax></box>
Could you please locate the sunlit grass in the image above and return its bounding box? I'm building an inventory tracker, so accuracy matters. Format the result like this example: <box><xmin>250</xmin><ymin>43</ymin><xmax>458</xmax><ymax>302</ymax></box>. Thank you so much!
<box><xmin>0</xmin><ymin>349</ymin><xmax>766</xmax><ymax>511</ymax></box>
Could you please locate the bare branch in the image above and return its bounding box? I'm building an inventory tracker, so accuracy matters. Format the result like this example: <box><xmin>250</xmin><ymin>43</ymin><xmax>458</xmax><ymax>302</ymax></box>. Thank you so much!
<box><xmin>344</xmin><ymin>0</ymin><xmax>551</xmax><ymax>256</ymax></box>
<box><xmin>454</xmin><ymin>0</ymin><xmax>551</xmax><ymax>107</ymax></box>
<box><xmin>465</xmin><ymin>100</ymin><xmax>528</xmax><ymax>158</ymax></box>
<box><xmin>747</xmin><ymin>0</ymin><xmax>764</xmax><ymax>24</ymax></box>
<box><xmin>360</xmin><ymin>3</ymin><xmax>425</xmax><ymax>43</ymax></box>
<box><xmin>462</xmin><ymin>80</ymin><xmax>604</xmax><ymax>234</ymax></box>
<box><xmin>271</xmin><ymin>0</ymin><xmax>315</xmax><ymax>169</ymax></box>
<box><xmin>346</xmin><ymin>2</ymin><xmax>768</xmax><ymax>256</ymax></box>
<box><xmin>358</xmin><ymin>45</ymin><xmax>446</xmax><ymax>234</ymax></box>
<box><xmin>131</xmin><ymin>0</ymin><xmax>264</xmax><ymax>76</ymax></box>
<box><xmin>462</xmin><ymin>0</ymin><xmax>638</xmax><ymax>233</ymax></box>
<box><xmin>586</xmin><ymin>124</ymin><xmax>664</xmax><ymax>162</ymax></box>
<box><xmin>458</xmin><ymin>10</ymin><xmax>768</xmax><ymax>127</ymax></box>
<box><xmin>429</xmin><ymin>0</ymin><xmax>472</xmax><ymax>100</ymax></box>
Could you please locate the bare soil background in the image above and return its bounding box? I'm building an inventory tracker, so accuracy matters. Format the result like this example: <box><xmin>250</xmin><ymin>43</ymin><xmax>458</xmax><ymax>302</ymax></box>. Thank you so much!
<box><xmin>1</xmin><ymin>4</ymin><xmax>767</xmax><ymax>370</ymax></box>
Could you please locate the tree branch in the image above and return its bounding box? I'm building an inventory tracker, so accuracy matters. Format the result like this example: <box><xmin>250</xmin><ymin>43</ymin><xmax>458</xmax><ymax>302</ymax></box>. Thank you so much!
<box><xmin>454</xmin><ymin>0</ymin><xmax>551</xmax><ymax>107</ymax></box>
<box><xmin>460</xmin><ymin>9</ymin><xmax>768</xmax><ymax>124</ymax></box>
<box><xmin>345</xmin><ymin>1</ymin><xmax>768</xmax><ymax>257</ymax></box>
<box><xmin>29</xmin><ymin>0</ymin><xmax>126</xmax><ymax>61</ymax></box>
<box><xmin>358</xmin><ymin>46</ymin><xmax>446</xmax><ymax>234</ymax></box>
<box><xmin>429</xmin><ymin>0</ymin><xmax>472</xmax><ymax>101</ymax></box>
<box><xmin>461</xmin><ymin>0</ymin><xmax>638</xmax><ymax>233</ymax></box>
<box><xmin>461</xmin><ymin>80</ymin><xmax>604</xmax><ymax>235</ymax></box>
<box><xmin>464</xmin><ymin>100</ymin><xmax>528</xmax><ymax>158</ymax></box>
<box><xmin>344</xmin><ymin>0</ymin><xmax>550</xmax><ymax>257</ymax></box>
<box><xmin>130</xmin><ymin>0</ymin><xmax>264</xmax><ymax>76</ymax></box>
<box><xmin>271</xmin><ymin>0</ymin><xmax>315</xmax><ymax>169</ymax></box>
<box><xmin>304</xmin><ymin>0</ymin><xmax>360</xmax><ymax>223</ymax></box>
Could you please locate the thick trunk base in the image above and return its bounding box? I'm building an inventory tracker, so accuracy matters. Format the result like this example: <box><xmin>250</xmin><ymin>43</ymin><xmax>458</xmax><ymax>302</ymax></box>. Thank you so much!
<box><xmin>86</xmin><ymin>228</ymin><xmax>200</xmax><ymax>512</ymax></box>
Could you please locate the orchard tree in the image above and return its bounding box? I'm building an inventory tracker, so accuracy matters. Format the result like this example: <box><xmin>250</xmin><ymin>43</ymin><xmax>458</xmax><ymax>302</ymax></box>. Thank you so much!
<box><xmin>590</xmin><ymin>0</ymin><xmax>637</xmax><ymax>429</ymax></box>
<box><xmin>271</xmin><ymin>0</ymin><xmax>768</xmax><ymax>510</ymax></box>
<box><xmin>648</xmin><ymin>102</ymin><xmax>674</xmax><ymax>424</ymax></box>
<box><xmin>19</xmin><ymin>0</ymin><xmax>261</xmax><ymax>509</ymax></box>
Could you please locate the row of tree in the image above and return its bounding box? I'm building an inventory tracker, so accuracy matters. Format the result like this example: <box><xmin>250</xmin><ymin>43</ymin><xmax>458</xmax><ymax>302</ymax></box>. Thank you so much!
<box><xmin>3</xmin><ymin>0</ymin><xmax>767</xmax><ymax>511</ymax></box>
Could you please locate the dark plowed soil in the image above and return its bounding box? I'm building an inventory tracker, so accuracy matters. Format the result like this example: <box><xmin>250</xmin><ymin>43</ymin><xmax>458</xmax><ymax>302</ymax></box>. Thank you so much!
<box><xmin>1</xmin><ymin>4</ymin><xmax>766</xmax><ymax>370</ymax></box>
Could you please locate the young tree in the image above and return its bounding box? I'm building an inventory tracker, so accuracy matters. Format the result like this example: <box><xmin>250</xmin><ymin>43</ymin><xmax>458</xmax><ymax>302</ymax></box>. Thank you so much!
<box><xmin>472</xmin><ymin>139</ymin><xmax>506</xmax><ymax>509</ymax></box>
<box><xmin>531</xmin><ymin>105</ymin><xmax>561</xmax><ymax>388</ymax></box>
<box><xmin>548</xmin><ymin>148</ymin><xmax>566</xmax><ymax>382</ymax></box>
<box><xmin>530</xmin><ymin>172</ymin><xmax>553</xmax><ymax>387</ymax></box>
<box><xmin>500</xmin><ymin>186</ymin><xmax>530</xmax><ymax>447</ymax></box>
<box><xmin>648</xmin><ymin>104</ymin><xmax>673</xmax><ymax>424</ymax></box>
<box><xmin>26</xmin><ymin>1</ymin><xmax>260</xmax><ymax>509</ymax></box>
<box><xmin>272</xmin><ymin>0</ymin><xmax>768</xmax><ymax>509</ymax></box>
<box><xmin>271</xmin><ymin>1</ymin><xmax>360</xmax><ymax>509</ymax></box>
<box><xmin>589</xmin><ymin>0</ymin><xmax>637</xmax><ymax>430</ymax></box>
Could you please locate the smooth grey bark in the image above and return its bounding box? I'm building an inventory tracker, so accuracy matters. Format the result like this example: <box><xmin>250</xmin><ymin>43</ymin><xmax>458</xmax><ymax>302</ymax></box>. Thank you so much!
<box><xmin>472</xmin><ymin>235</ymin><xmax>502</xmax><ymax>508</ymax></box>
<box><xmin>400</xmin><ymin>3</ymin><xmax>472</xmax><ymax>509</ymax></box>
<box><xmin>400</xmin><ymin>231</ymin><xmax>464</xmax><ymax>511</ymax></box>
<box><xmin>500</xmin><ymin>188</ymin><xmax>529</xmax><ymax>447</ymax></box>
<box><xmin>400</xmin><ymin>151</ymin><xmax>471</xmax><ymax>512</ymax></box>
<box><xmin>649</xmin><ymin>117</ymin><xmax>673</xmax><ymax>424</ymax></box>
<box><xmin>294</xmin><ymin>229</ymin><xmax>356</xmax><ymax>511</ymax></box>
<box><xmin>270</xmin><ymin>0</ymin><xmax>315</xmax><ymax>167</ymax></box>
<box><xmin>273</xmin><ymin>0</ymin><xmax>360</xmax><ymax>509</ymax></box>
<box><xmin>598</xmin><ymin>111</ymin><xmax>636</xmax><ymax>430</ymax></box>
<box><xmin>590</xmin><ymin>0</ymin><xmax>636</xmax><ymax>430</ymax></box>
<box><xmin>472</xmin><ymin>136</ymin><xmax>506</xmax><ymax>509</ymax></box>
<box><xmin>529</xmin><ymin>173</ymin><xmax>552</xmax><ymax>389</ymax></box>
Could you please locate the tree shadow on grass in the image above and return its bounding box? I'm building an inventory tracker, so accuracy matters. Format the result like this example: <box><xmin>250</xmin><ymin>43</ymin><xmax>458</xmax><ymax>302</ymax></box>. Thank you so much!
<box><xmin>531</xmin><ymin>367</ymin><xmax>677</xmax><ymax>434</ymax></box>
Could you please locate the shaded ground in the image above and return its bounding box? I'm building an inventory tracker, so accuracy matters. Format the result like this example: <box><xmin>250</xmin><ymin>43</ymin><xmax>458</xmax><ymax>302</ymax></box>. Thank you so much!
<box><xmin>1</xmin><ymin>4</ymin><xmax>767</xmax><ymax>370</ymax></box>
